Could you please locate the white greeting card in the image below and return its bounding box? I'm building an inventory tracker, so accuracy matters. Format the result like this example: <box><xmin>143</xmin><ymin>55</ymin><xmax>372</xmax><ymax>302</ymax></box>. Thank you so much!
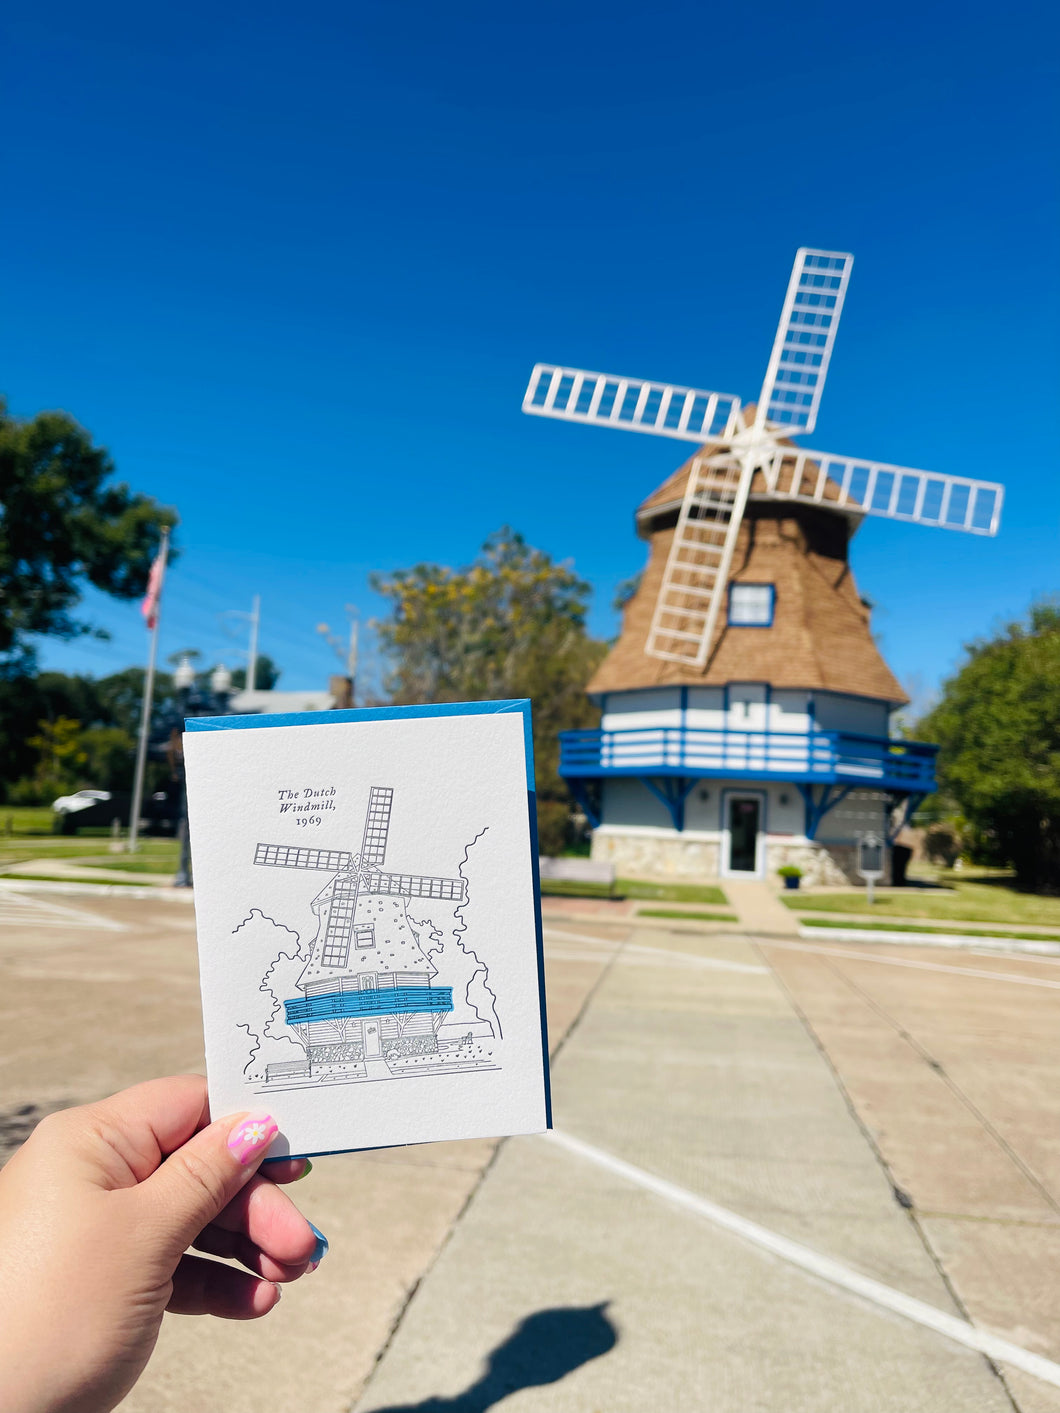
<box><xmin>184</xmin><ymin>700</ymin><xmax>550</xmax><ymax>1158</ymax></box>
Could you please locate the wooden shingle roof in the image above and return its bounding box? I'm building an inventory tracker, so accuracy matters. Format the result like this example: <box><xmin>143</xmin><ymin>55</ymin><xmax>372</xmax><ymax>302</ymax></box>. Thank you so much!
<box><xmin>587</xmin><ymin>453</ymin><xmax>907</xmax><ymax>705</ymax></box>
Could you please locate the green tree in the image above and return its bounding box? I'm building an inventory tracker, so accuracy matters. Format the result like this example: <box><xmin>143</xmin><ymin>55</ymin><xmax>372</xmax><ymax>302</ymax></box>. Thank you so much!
<box><xmin>231</xmin><ymin>654</ymin><xmax>282</xmax><ymax>690</ymax></box>
<box><xmin>371</xmin><ymin>528</ymin><xmax>607</xmax><ymax>852</ymax></box>
<box><xmin>11</xmin><ymin>717</ymin><xmax>88</xmax><ymax>803</ymax></box>
<box><xmin>919</xmin><ymin>601</ymin><xmax>1060</xmax><ymax>891</ymax></box>
<box><xmin>0</xmin><ymin>399</ymin><xmax>177</xmax><ymax>670</ymax></box>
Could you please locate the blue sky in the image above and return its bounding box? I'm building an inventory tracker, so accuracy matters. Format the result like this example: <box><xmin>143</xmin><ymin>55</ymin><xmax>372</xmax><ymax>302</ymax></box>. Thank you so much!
<box><xmin>3</xmin><ymin>1</ymin><xmax>1057</xmax><ymax>711</ymax></box>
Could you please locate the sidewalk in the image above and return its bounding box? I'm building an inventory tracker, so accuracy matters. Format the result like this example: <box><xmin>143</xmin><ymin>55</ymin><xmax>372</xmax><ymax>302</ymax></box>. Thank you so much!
<box><xmin>353</xmin><ymin>923</ymin><xmax>1020</xmax><ymax>1411</ymax></box>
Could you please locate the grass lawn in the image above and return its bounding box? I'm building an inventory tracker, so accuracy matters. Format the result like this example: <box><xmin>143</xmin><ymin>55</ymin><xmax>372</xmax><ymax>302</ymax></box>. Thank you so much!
<box><xmin>0</xmin><ymin>872</ymin><xmax>155</xmax><ymax>887</ymax></box>
<box><xmin>541</xmin><ymin>878</ymin><xmax>729</xmax><ymax>905</ymax></box>
<box><xmin>0</xmin><ymin>805</ymin><xmax>63</xmax><ymax>835</ymax></box>
<box><xmin>798</xmin><ymin>916</ymin><xmax>1060</xmax><ymax>945</ymax></box>
<box><xmin>81</xmin><ymin>844</ymin><xmax>180</xmax><ymax>873</ymax></box>
<box><xmin>637</xmin><ymin>907</ymin><xmax>739</xmax><ymax>923</ymax></box>
<box><xmin>787</xmin><ymin>871</ymin><xmax>1060</xmax><ymax>929</ymax></box>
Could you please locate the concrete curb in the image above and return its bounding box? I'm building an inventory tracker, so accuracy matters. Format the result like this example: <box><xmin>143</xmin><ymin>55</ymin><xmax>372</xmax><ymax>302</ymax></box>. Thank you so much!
<box><xmin>799</xmin><ymin>924</ymin><xmax>1060</xmax><ymax>957</ymax></box>
<box><xmin>0</xmin><ymin>878</ymin><xmax>195</xmax><ymax>904</ymax></box>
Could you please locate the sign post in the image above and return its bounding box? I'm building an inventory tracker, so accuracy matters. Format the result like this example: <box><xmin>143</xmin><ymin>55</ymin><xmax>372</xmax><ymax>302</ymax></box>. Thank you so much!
<box><xmin>857</xmin><ymin>831</ymin><xmax>885</xmax><ymax>905</ymax></box>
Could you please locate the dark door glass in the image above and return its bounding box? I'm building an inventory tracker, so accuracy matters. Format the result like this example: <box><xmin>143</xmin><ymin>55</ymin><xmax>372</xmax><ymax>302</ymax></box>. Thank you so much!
<box><xmin>730</xmin><ymin>798</ymin><xmax>760</xmax><ymax>872</ymax></box>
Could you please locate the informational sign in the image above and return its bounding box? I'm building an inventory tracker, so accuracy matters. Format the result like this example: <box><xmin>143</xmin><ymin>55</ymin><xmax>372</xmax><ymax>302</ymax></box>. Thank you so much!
<box><xmin>857</xmin><ymin>831</ymin><xmax>885</xmax><ymax>903</ymax></box>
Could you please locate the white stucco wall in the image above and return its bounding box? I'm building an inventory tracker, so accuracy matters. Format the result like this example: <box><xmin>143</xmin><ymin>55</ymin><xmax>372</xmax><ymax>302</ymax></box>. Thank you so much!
<box><xmin>600</xmin><ymin>776</ymin><xmax>807</xmax><ymax>839</ymax></box>
<box><xmin>813</xmin><ymin>692</ymin><xmax>890</xmax><ymax>736</ymax></box>
<box><xmin>814</xmin><ymin>789</ymin><xmax>889</xmax><ymax>843</ymax></box>
<box><xmin>600</xmin><ymin>687</ymin><xmax>884</xmax><ymax>738</ymax></box>
<box><xmin>600</xmin><ymin>687</ymin><xmax>682</xmax><ymax>731</ymax></box>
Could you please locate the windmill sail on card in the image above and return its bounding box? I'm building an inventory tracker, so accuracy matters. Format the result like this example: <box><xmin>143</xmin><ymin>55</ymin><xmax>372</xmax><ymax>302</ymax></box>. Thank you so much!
<box><xmin>185</xmin><ymin>701</ymin><xmax>549</xmax><ymax>1160</ymax></box>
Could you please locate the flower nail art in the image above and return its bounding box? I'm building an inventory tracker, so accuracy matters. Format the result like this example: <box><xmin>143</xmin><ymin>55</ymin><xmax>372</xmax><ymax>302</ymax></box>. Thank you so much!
<box><xmin>227</xmin><ymin>1113</ymin><xmax>278</xmax><ymax>1164</ymax></box>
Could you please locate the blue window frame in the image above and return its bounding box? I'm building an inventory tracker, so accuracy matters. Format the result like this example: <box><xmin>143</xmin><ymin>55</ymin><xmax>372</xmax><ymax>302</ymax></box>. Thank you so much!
<box><xmin>728</xmin><ymin>583</ymin><xmax>775</xmax><ymax>627</ymax></box>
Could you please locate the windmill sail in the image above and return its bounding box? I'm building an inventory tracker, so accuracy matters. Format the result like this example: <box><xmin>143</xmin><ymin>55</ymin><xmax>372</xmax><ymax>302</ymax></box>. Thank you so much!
<box><xmin>368</xmin><ymin>871</ymin><xmax>466</xmax><ymax>901</ymax></box>
<box><xmin>523</xmin><ymin>364</ymin><xmax>742</xmax><ymax>444</ymax></box>
<box><xmin>755</xmin><ymin>249</ymin><xmax>854</xmax><ymax>435</ymax></box>
<box><xmin>360</xmin><ymin>786</ymin><xmax>393</xmax><ymax>868</ymax></box>
<box><xmin>254</xmin><ymin>844</ymin><xmax>354</xmax><ymax>870</ymax></box>
<box><xmin>645</xmin><ymin>454</ymin><xmax>757</xmax><ymax>665</ymax></box>
<box><xmin>759</xmin><ymin>448</ymin><xmax>1004</xmax><ymax>535</ymax></box>
<box><xmin>318</xmin><ymin>879</ymin><xmax>360</xmax><ymax>969</ymax></box>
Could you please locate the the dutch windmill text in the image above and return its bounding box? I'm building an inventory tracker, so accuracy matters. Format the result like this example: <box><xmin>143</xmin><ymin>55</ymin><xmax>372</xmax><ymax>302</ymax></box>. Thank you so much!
<box><xmin>278</xmin><ymin>785</ymin><xmax>337</xmax><ymax>826</ymax></box>
<box><xmin>234</xmin><ymin>786</ymin><xmax>501</xmax><ymax>1092</ymax></box>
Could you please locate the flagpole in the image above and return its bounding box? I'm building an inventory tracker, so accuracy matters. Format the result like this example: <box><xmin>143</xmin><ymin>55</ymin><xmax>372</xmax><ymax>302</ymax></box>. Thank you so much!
<box><xmin>127</xmin><ymin>526</ymin><xmax>170</xmax><ymax>853</ymax></box>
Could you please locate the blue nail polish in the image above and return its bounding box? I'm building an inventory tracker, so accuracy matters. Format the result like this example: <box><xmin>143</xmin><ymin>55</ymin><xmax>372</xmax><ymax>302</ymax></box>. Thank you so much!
<box><xmin>308</xmin><ymin>1221</ymin><xmax>329</xmax><ymax>1265</ymax></box>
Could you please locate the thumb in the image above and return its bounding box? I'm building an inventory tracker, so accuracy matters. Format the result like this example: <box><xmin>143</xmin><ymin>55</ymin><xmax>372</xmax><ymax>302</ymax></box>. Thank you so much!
<box><xmin>137</xmin><ymin>1111</ymin><xmax>280</xmax><ymax>1258</ymax></box>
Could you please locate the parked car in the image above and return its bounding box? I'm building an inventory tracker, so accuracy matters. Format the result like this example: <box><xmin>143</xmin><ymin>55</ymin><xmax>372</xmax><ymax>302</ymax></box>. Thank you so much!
<box><xmin>51</xmin><ymin>787</ymin><xmax>181</xmax><ymax>835</ymax></box>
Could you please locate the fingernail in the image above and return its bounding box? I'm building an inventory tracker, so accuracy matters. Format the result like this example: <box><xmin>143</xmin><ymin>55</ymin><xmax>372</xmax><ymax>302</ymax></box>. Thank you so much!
<box><xmin>295</xmin><ymin>1159</ymin><xmax>313</xmax><ymax>1181</ymax></box>
<box><xmin>307</xmin><ymin>1260</ymin><xmax>320</xmax><ymax>1274</ymax></box>
<box><xmin>308</xmin><ymin>1222</ymin><xmax>328</xmax><ymax>1264</ymax></box>
<box><xmin>227</xmin><ymin>1113</ymin><xmax>278</xmax><ymax>1165</ymax></box>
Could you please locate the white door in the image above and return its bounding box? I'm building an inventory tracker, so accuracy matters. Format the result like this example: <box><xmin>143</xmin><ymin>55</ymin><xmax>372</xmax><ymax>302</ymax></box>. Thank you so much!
<box><xmin>363</xmin><ymin>1021</ymin><xmax>382</xmax><ymax>1059</ymax></box>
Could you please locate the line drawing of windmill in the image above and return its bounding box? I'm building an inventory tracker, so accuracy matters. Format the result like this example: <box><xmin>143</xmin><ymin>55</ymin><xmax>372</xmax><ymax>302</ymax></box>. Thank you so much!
<box><xmin>252</xmin><ymin>787</ymin><xmax>479</xmax><ymax>1086</ymax></box>
<box><xmin>523</xmin><ymin>248</ymin><xmax>1005</xmax><ymax>668</ymax></box>
<box><xmin>524</xmin><ymin>249</ymin><xmax>1005</xmax><ymax>888</ymax></box>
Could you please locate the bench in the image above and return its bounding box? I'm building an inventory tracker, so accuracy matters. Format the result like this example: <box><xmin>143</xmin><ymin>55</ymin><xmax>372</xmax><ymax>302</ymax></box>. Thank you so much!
<box><xmin>538</xmin><ymin>856</ymin><xmax>617</xmax><ymax>895</ymax></box>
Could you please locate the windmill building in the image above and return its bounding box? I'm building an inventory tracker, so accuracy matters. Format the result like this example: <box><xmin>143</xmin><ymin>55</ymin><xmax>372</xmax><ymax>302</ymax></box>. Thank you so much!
<box><xmin>254</xmin><ymin>787</ymin><xmax>464</xmax><ymax>1081</ymax></box>
<box><xmin>524</xmin><ymin>249</ymin><xmax>1004</xmax><ymax>885</ymax></box>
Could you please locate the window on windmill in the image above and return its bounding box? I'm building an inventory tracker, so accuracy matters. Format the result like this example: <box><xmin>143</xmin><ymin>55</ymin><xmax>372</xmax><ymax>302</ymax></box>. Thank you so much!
<box><xmin>355</xmin><ymin>924</ymin><xmax>376</xmax><ymax>949</ymax></box>
<box><xmin>728</xmin><ymin>584</ymin><xmax>775</xmax><ymax>627</ymax></box>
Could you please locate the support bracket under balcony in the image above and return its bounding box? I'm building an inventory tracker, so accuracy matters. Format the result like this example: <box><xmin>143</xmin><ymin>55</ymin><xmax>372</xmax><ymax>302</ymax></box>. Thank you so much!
<box><xmin>642</xmin><ymin>776</ymin><xmax>698</xmax><ymax>832</ymax></box>
<box><xmin>797</xmin><ymin>782</ymin><xmax>854</xmax><ymax>840</ymax></box>
<box><xmin>567</xmin><ymin>778</ymin><xmax>602</xmax><ymax>830</ymax></box>
<box><xmin>886</xmin><ymin>791</ymin><xmax>926</xmax><ymax>843</ymax></box>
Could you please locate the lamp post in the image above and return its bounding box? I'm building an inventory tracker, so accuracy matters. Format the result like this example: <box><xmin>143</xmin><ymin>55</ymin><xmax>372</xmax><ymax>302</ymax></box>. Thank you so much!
<box><xmin>170</xmin><ymin>659</ymin><xmax>232</xmax><ymax>888</ymax></box>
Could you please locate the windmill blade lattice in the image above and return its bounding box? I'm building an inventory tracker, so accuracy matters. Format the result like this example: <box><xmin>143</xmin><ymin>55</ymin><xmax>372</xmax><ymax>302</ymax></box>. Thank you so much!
<box><xmin>523</xmin><ymin>364</ymin><xmax>743</xmax><ymax>444</ymax></box>
<box><xmin>756</xmin><ymin>249</ymin><xmax>854</xmax><ymax>435</ymax></box>
<box><xmin>254</xmin><ymin>844</ymin><xmax>355</xmax><ymax>871</ymax></box>
<box><xmin>360</xmin><ymin>787</ymin><xmax>393</xmax><ymax>868</ymax></box>
<box><xmin>759</xmin><ymin>448</ymin><xmax>1004</xmax><ymax>534</ymax></box>
<box><xmin>646</xmin><ymin>454</ymin><xmax>756</xmax><ymax>665</ymax></box>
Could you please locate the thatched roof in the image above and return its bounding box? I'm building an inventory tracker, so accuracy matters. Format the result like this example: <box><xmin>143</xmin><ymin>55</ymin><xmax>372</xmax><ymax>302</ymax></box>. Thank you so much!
<box><xmin>587</xmin><ymin>451</ymin><xmax>907</xmax><ymax>705</ymax></box>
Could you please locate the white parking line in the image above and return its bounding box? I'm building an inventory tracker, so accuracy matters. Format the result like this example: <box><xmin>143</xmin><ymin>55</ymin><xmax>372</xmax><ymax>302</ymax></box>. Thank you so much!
<box><xmin>545</xmin><ymin>1128</ymin><xmax>1060</xmax><ymax>1389</ymax></box>
<box><xmin>759</xmin><ymin>938</ymin><xmax>1060</xmax><ymax>990</ymax></box>
<box><xmin>0</xmin><ymin>890</ymin><xmax>126</xmax><ymax>932</ymax></box>
<box><xmin>544</xmin><ymin>927</ymin><xmax>767</xmax><ymax>975</ymax></box>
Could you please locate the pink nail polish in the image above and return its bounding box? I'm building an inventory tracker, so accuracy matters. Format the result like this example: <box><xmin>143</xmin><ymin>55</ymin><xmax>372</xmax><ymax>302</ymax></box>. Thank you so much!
<box><xmin>227</xmin><ymin>1113</ymin><xmax>278</xmax><ymax>1164</ymax></box>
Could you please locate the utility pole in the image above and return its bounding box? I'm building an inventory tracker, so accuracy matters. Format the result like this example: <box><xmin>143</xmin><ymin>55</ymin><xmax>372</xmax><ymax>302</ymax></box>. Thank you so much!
<box><xmin>347</xmin><ymin>612</ymin><xmax>358</xmax><ymax>706</ymax></box>
<box><xmin>247</xmin><ymin>594</ymin><xmax>260</xmax><ymax>692</ymax></box>
<box><xmin>317</xmin><ymin>605</ymin><xmax>359</xmax><ymax>705</ymax></box>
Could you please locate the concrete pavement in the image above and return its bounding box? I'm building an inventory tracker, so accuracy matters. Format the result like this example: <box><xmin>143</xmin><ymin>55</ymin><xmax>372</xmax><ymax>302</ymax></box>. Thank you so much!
<box><xmin>2</xmin><ymin>886</ymin><xmax>1058</xmax><ymax>1409</ymax></box>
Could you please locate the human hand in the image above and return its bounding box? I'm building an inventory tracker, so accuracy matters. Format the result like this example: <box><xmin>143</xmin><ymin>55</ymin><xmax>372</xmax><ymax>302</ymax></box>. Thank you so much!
<box><xmin>0</xmin><ymin>1075</ymin><xmax>325</xmax><ymax>1413</ymax></box>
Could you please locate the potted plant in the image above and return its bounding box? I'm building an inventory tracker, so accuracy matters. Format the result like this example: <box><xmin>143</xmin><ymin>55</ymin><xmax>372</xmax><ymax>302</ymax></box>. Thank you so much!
<box><xmin>777</xmin><ymin>864</ymin><xmax>803</xmax><ymax>891</ymax></box>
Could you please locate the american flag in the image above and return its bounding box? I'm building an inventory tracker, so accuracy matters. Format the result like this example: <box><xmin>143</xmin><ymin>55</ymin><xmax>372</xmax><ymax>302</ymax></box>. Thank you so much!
<box><xmin>140</xmin><ymin>548</ymin><xmax>165</xmax><ymax>630</ymax></box>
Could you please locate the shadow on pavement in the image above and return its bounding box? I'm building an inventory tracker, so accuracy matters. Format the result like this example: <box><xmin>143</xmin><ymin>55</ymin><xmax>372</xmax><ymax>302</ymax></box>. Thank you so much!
<box><xmin>364</xmin><ymin>1301</ymin><xmax>618</xmax><ymax>1411</ymax></box>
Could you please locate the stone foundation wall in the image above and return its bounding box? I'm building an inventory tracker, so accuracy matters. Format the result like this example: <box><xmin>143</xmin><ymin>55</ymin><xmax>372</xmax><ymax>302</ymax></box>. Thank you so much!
<box><xmin>766</xmin><ymin>841</ymin><xmax>860</xmax><ymax>887</ymax></box>
<box><xmin>591</xmin><ymin>831</ymin><xmax>720</xmax><ymax>880</ymax></box>
<box><xmin>385</xmin><ymin>1034</ymin><xmax>438</xmax><ymax>1057</ymax></box>
<box><xmin>591</xmin><ymin>830</ymin><xmax>889</xmax><ymax>886</ymax></box>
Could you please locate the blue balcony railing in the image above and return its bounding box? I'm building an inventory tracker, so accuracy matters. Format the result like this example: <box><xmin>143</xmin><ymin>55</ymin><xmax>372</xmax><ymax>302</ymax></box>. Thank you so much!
<box><xmin>559</xmin><ymin>726</ymin><xmax>936</xmax><ymax>793</ymax></box>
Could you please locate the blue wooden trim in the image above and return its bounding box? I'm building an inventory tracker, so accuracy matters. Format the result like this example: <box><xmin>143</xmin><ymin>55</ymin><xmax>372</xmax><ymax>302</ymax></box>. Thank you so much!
<box><xmin>286</xmin><ymin>985</ymin><xmax>453</xmax><ymax>1024</ymax></box>
<box><xmin>642</xmin><ymin>776</ymin><xmax>697</xmax><ymax>832</ymax></box>
<box><xmin>887</xmin><ymin>791</ymin><xmax>925</xmax><ymax>843</ymax></box>
<box><xmin>727</xmin><ymin>583</ymin><xmax>775</xmax><ymax>628</ymax></box>
<box><xmin>185</xmin><ymin>699</ymin><xmax>536</xmax><ymax>790</ymax></box>
<box><xmin>796</xmin><ymin>783</ymin><xmax>854</xmax><ymax>840</ymax></box>
<box><xmin>567</xmin><ymin>777</ymin><xmax>601</xmax><ymax>830</ymax></box>
<box><xmin>559</xmin><ymin>725</ymin><xmax>937</xmax><ymax>794</ymax></box>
